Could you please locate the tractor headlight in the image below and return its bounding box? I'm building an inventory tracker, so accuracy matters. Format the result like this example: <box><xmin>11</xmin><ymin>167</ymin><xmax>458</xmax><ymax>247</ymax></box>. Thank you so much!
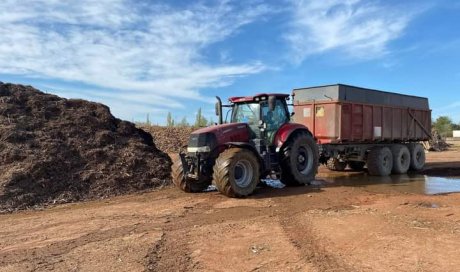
<box><xmin>187</xmin><ymin>146</ymin><xmax>211</xmax><ymax>153</ymax></box>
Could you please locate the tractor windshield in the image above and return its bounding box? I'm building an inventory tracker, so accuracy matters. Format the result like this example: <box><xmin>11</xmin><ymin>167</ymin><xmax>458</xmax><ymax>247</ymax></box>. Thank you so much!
<box><xmin>232</xmin><ymin>103</ymin><xmax>259</xmax><ymax>126</ymax></box>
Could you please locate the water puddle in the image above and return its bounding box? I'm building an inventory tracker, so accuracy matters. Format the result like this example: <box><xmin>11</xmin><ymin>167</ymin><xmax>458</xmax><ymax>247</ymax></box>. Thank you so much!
<box><xmin>208</xmin><ymin>172</ymin><xmax>460</xmax><ymax>196</ymax></box>
<box><xmin>319</xmin><ymin>174</ymin><xmax>460</xmax><ymax>195</ymax></box>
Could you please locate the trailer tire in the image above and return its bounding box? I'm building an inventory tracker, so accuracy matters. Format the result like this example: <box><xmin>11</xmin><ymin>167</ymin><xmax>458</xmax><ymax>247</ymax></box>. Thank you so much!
<box><xmin>391</xmin><ymin>145</ymin><xmax>410</xmax><ymax>174</ymax></box>
<box><xmin>326</xmin><ymin>158</ymin><xmax>347</xmax><ymax>171</ymax></box>
<box><xmin>367</xmin><ymin>147</ymin><xmax>393</xmax><ymax>176</ymax></box>
<box><xmin>172</xmin><ymin>155</ymin><xmax>210</xmax><ymax>193</ymax></box>
<box><xmin>213</xmin><ymin>148</ymin><xmax>260</xmax><ymax>197</ymax></box>
<box><xmin>280</xmin><ymin>133</ymin><xmax>319</xmax><ymax>186</ymax></box>
<box><xmin>348</xmin><ymin>161</ymin><xmax>365</xmax><ymax>171</ymax></box>
<box><xmin>408</xmin><ymin>143</ymin><xmax>425</xmax><ymax>171</ymax></box>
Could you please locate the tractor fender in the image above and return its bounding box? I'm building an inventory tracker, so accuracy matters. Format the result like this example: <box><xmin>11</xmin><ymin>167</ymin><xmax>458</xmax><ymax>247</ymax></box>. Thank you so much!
<box><xmin>220</xmin><ymin>142</ymin><xmax>264</xmax><ymax>171</ymax></box>
<box><xmin>274</xmin><ymin>123</ymin><xmax>313</xmax><ymax>152</ymax></box>
<box><xmin>223</xmin><ymin>142</ymin><xmax>261</xmax><ymax>159</ymax></box>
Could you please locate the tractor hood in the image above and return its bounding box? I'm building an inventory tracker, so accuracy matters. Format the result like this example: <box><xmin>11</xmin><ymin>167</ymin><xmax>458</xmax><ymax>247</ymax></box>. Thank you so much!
<box><xmin>187</xmin><ymin>123</ymin><xmax>250</xmax><ymax>153</ymax></box>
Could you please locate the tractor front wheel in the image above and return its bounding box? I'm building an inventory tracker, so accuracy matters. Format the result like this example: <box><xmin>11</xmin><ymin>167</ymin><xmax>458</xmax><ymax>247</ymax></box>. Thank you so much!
<box><xmin>172</xmin><ymin>155</ymin><xmax>210</xmax><ymax>193</ymax></box>
<box><xmin>213</xmin><ymin>148</ymin><xmax>260</xmax><ymax>197</ymax></box>
<box><xmin>280</xmin><ymin>133</ymin><xmax>319</xmax><ymax>186</ymax></box>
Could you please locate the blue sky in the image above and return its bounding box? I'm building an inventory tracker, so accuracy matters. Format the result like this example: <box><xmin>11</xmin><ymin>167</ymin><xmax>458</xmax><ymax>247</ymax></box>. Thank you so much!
<box><xmin>1</xmin><ymin>0</ymin><xmax>459</xmax><ymax>124</ymax></box>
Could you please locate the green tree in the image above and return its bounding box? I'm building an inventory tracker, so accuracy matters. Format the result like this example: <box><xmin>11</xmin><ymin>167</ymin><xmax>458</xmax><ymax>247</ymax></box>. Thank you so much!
<box><xmin>432</xmin><ymin>116</ymin><xmax>453</xmax><ymax>137</ymax></box>
<box><xmin>178</xmin><ymin>116</ymin><xmax>189</xmax><ymax>127</ymax></box>
<box><xmin>194</xmin><ymin>108</ymin><xmax>208</xmax><ymax>127</ymax></box>
<box><xmin>166</xmin><ymin>112</ymin><xmax>174</xmax><ymax>127</ymax></box>
<box><xmin>208</xmin><ymin>117</ymin><xmax>214</xmax><ymax>126</ymax></box>
<box><xmin>146</xmin><ymin>113</ymin><xmax>151</xmax><ymax>126</ymax></box>
<box><xmin>453</xmin><ymin>122</ymin><xmax>460</xmax><ymax>130</ymax></box>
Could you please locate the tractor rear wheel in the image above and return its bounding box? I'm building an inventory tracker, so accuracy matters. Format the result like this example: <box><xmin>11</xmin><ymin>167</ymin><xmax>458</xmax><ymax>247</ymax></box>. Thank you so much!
<box><xmin>408</xmin><ymin>143</ymin><xmax>425</xmax><ymax>171</ymax></box>
<box><xmin>367</xmin><ymin>147</ymin><xmax>393</xmax><ymax>176</ymax></box>
<box><xmin>213</xmin><ymin>148</ymin><xmax>260</xmax><ymax>197</ymax></box>
<box><xmin>280</xmin><ymin>133</ymin><xmax>318</xmax><ymax>186</ymax></box>
<box><xmin>326</xmin><ymin>157</ymin><xmax>347</xmax><ymax>171</ymax></box>
<box><xmin>172</xmin><ymin>155</ymin><xmax>210</xmax><ymax>193</ymax></box>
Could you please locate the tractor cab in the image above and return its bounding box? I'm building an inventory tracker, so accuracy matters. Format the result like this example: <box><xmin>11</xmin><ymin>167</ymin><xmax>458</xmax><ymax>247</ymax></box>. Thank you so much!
<box><xmin>217</xmin><ymin>93</ymin><xmax>291</xmax><ymax>144</ymax></box>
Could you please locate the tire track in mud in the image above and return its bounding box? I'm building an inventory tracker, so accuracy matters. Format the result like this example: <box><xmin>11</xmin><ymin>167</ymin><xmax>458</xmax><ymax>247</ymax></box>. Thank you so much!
<box><xmin>144</xmin><ymin>202</ymin><xmax>211</xmax><ymax>272</ymax></box>
<box><xmin>143</xmin><ymin>198</ymin><xmax>276</xmax><ymax>271</ymax></box>
<box><xmin>0</xmin><ymin>221</ymin><xmax>163</xmax><ymax>270</ymax></box>
<box><xmin>279</xmin><ymin>212</ymin><xmax>354</xmax><ymax>272</ymax></box>
<box><xmin>144</xmin><ymin>228</ymin><xmax>196</xmax><ymax>272</ymax></box>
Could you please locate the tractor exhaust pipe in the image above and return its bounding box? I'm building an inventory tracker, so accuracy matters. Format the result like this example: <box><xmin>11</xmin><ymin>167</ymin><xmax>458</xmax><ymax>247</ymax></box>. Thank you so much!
<box><xmin>215</xmin><ymin>96</ymin><xmax>223</xmax><ymax>124</ymax></box>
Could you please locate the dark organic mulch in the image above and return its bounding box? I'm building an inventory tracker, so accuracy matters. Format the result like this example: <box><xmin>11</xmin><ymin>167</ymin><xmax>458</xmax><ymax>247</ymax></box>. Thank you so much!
<box><xmin>142</xmin><ymin>126</ymin><xmax>194</xmax><ymax>154</ymax></box>
<box><xmin>0</xmin><ymin>82</ymin><xmax>171</xmax><ymax>212</ymax></box>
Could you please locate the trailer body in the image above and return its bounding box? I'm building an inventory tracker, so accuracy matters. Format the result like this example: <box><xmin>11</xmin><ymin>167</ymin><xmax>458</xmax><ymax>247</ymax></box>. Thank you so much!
<box><xmin>292</xmin><ymin>84</ymin><xmax>431</xmax><ymax>175</ymax></box>
<box><xmin>293</xmin><ymin>84</ymin><xmax>431</xmax><ymax>144</ymax></box>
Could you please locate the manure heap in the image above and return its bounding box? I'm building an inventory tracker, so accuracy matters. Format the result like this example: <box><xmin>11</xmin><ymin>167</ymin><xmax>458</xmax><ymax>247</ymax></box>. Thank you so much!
<box><xmin>0</xmin><ymin>83</ymin><xmax>171</xmax><ymax>212</ymax></box>
<box><xmin>142</xmin><ymin>126</ymin><xmax>194</xmax><ymax>154</ymax></box>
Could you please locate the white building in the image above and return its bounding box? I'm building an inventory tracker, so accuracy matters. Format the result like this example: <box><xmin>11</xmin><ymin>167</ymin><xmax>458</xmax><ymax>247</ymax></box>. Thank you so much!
<box><xmin>453</xmin><ymin>130</ymin><xmax>460</xmax><ymax>138</ymax></box>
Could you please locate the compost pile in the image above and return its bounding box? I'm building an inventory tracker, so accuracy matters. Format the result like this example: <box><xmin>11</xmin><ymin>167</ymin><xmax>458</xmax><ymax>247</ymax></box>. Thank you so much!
<box><xmin>0</xmin><ymin>83</ymin><xmax>171</xmax><ymax>212</ymax></box>
<box><xmin>142</xmin><ymin>126</ymin><xmax>194</xmax><ymax>153</ymax></box>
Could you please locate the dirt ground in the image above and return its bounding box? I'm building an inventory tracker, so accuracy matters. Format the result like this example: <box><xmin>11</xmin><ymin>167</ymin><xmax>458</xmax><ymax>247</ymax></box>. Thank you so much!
<box><xmin>1</xmin><ymin>147</ymin><xmax>459</xmax><ymax>272</ymax></box>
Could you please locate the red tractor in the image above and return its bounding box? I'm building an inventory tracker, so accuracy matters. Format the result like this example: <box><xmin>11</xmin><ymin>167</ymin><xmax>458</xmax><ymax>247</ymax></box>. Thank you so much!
<box><xmin>172</xmin><ymin>93</ymin><xmax>319</xmax><ymax>197</ymax></box>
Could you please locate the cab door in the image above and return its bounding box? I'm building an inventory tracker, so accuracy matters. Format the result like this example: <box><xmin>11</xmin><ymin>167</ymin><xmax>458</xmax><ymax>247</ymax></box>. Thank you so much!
<box><xmin>261</xmin><ymin>99</ymin><xmax>290</xmax><ymax>144</ymax></box>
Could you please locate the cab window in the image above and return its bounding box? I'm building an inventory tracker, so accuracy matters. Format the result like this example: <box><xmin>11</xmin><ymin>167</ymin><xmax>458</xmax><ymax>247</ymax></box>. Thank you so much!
<box><xmin>261</xmin><ymin>99</ymin><xmax>288</xmax><ymax>142</ymax></box>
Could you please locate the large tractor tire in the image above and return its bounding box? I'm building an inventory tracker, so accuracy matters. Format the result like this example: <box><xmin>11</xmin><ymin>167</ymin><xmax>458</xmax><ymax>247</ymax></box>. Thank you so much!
<box><xmin>391</xmin><ymin>144</ymin><xmax>410</xmax><ymax>174</ymax></box>
<box><xmin>326</xmin><ymin>157</ymin><xmax>347</xmax><ymax>171</ymax></box>
<box><xmin>367</xmin><ymin>147</ymin><xmax>393</xmax><ymax>176</ymax></box>
<box><xmin>213</xmin><ymin>148</ymin><xmax>260</xmax><ymax>197</ymax></box>
<box><xmin>408</xmin><ymin>143</ymin><xmax>425</xmax><ymax>171</ymax></box>
<box><xmin>171</xmin><ymin>155</ymin><xmax>210</xmax><ymax>193</ymax></box>
<box><xmin>348</xmin><ymin>161</ymin><xmax>365</xmax><ymax>171</ymax></box>
<box><xmin>280</xmin><ymin>132</ymin><xmax>319</xmax><ymax>186</ymax></box>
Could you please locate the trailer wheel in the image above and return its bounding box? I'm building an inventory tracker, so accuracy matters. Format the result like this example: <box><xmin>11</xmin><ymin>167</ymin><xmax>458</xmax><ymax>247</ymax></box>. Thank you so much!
<box><xmin>172</xmin><ymin>155</ymin><xmax>210</xmax><ymax>193</ymax></box>
<box><xmin>367</xmin><ymin>147</ymin><xmax>393</xmax><ymax>176</ymax></box>
<box><xmin>280</xmin><ymin>133</ymin><xmax>319</xmax><ymax>186</ymax></box>
<box><xmin>348</xmin><ymin>161</ymin><xmax>365</xmax><ymax>171</ymax></box>
<box><xmin>326</xmin><ymin>158</ymin><xmax>347</xmax><ymax>171</ymax></box>
<box><xmin>408</xmin><ymin>143</ymin><xmax>425</xmax><ymax>171</ymax></box>
<box><xmin>213</xmin><ymin>148</ymin><xmax>260</xmax><ymax>197</ymax></box>
<box><xmin>391</xmin><ymin>145</ymin><xmax>410</xmax><ymax>174</ymax></box>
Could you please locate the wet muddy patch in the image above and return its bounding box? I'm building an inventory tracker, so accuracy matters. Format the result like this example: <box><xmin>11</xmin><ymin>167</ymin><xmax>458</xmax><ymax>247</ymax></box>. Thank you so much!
<box><xmin>421</xmin><ymin>167</ymin><xmax>460</xmax><ymax>177</ymax></box>
<box><xmin>319</xmin><ymin>173</ymin><xmax>460</xmax><ymax>195</ymax></box>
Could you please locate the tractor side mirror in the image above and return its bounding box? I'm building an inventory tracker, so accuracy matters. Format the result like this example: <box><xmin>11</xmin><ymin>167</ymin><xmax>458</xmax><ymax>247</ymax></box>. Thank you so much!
<box><xmin>268</xmin><ymin>96</ymin><xmax>276</xmax><ymax>112</ymax></box>
<box><xmin>215</xmin><ymin>96</ymin><xmax>223</xmax><ymax>124</ymax></box>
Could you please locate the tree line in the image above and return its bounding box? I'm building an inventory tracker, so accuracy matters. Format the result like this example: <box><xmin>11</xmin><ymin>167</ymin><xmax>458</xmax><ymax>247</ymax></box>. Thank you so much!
<box><xmin>432</xmin><ymin>116</ymin><xmax>460</xmax><ymax>138</ymax></box>
<box><xmin>165</xmin><ymin>108</ymin><xmax>214</xmax><ymax>127</ymax></box>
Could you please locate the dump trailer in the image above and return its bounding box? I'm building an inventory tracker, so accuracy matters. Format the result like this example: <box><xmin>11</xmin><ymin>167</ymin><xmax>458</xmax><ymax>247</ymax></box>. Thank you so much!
<box><xmin>292</xmin><ymin>84</ymin><xmax>431</xmax><ymax>176</ymax></box>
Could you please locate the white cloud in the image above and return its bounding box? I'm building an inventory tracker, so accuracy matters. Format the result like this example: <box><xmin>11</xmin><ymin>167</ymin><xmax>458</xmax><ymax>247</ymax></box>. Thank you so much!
<box><xmin>0</xmin><ymin>0</ymin><xmax>269</xmax><ymax>119</ymax></box>
<box><xmin>285</xmin><ymin>0</ymin><xmax>417</xmax><ymax>63</ymax></box>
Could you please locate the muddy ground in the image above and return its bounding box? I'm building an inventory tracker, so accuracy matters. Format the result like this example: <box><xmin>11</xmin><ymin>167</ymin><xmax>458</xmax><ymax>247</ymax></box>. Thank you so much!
<box><xmin>1</xmin><ymin>147</ymin><xmax>459</xmax><ymax>272</ymax></box>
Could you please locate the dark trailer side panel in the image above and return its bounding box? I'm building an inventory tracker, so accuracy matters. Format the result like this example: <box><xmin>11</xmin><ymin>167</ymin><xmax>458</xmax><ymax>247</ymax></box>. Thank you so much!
<box><xmin>292</xmin><ymin>84</ymin><xmax>431</xmax><ymax>144</ymax></box>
